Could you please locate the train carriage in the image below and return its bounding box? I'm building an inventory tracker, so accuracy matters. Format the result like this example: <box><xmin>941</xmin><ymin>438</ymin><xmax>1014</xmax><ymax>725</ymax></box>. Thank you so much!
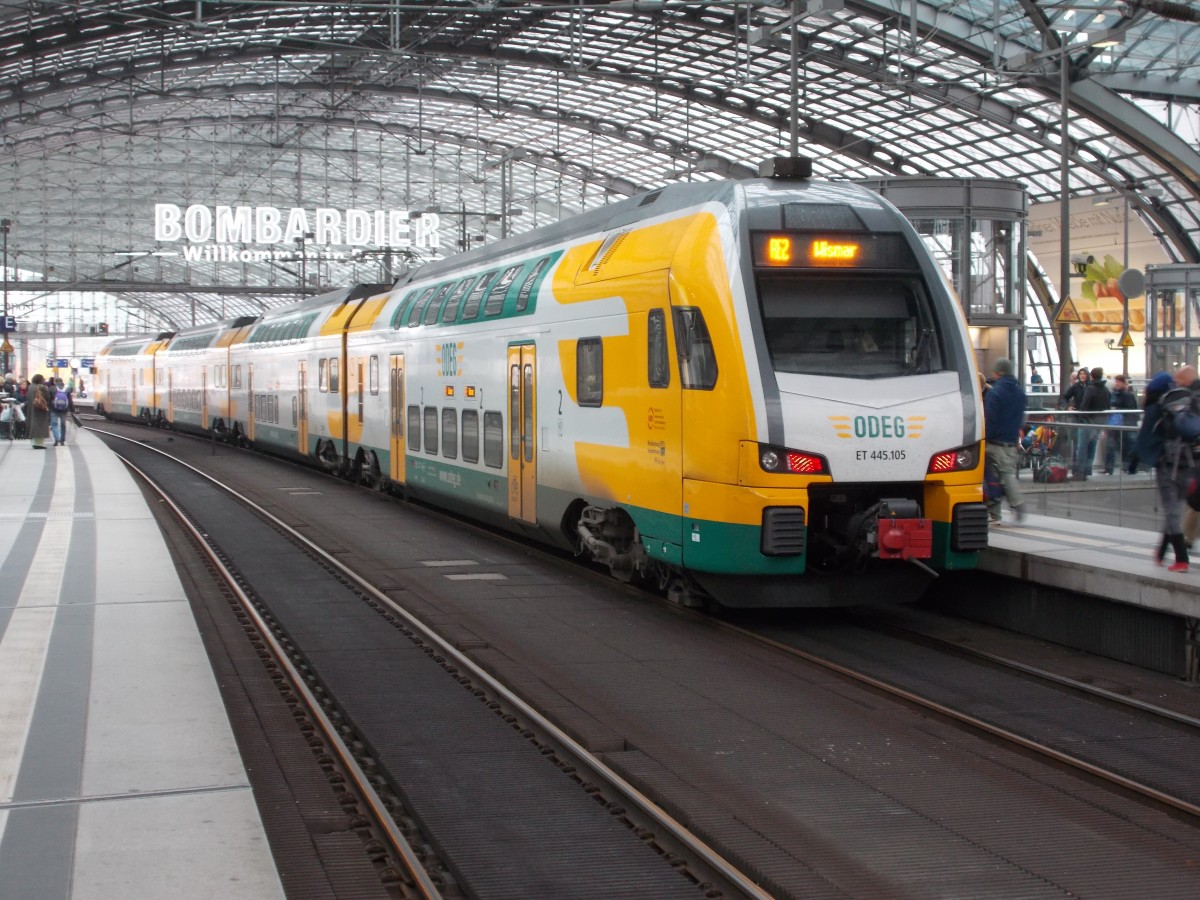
<box><xmin>93</xmin><ymin>331</ymin><xmax>174</xmax><ymax>422</ymax></box>
<box><xmin>99</xmin><ymin>162</ymin><xmax>989</xmax><ymax>608</ymax></box>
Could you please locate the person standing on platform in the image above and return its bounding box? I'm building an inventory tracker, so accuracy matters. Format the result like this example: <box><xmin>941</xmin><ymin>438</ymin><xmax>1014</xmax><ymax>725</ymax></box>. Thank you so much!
<box><xmin>25</xmin><ymin>373</ymin><xmax>54</xmax><ymax>450</ymax></box>
<box><xmin>1103</xmin><ymin>373</ymin><xmax>1139</xmax><ymax>475</ymax></box>
<box><xmin>985</xmin><ymin>358</ymin><xmax>1027</xmax><ymax>525</ymax></box>
<box><xmin>1072</xmin><ymin>366</ymin><xmax>1110</xmax><ymax>480</ymax></box>
<box><xmin>50</xmin><ymin>377</ymin><xmax>74</xmax><ymax>446</ymax></box>
<box><xmin>1129</xmin><ymin>372</ymin><xmax>1200</xmax><ymax>572</ymax></box>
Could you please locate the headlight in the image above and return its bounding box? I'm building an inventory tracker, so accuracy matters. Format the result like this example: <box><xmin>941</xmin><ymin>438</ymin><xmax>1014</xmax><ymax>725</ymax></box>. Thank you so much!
<box><xmin>759</xmin><ymin>444</ymin><xmax>828</xmax><ymax>475</ymax></box>
<box><xmin>927</xmin><ymin>441</ymin><xmax>981</xmax><ymax>473</ymax></box>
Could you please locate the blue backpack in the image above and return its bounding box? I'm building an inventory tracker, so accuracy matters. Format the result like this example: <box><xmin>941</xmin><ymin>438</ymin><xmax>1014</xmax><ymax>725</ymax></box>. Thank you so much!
<box><xmin>52</xmin><ymin>388</ymin><xmax>69</xmax><ymax>412</ymax></box>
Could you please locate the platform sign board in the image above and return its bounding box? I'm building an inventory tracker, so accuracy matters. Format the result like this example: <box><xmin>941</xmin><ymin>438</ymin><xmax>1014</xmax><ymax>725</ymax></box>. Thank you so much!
<box><xmin>44</xmin><ymin>357</ymin><xmax>91</xmax><ymax>369</ymax></box>
<box><xmin>1</xmin><ymin>315</ymin><xmax>14</xmax><ymax>332</ymax></box>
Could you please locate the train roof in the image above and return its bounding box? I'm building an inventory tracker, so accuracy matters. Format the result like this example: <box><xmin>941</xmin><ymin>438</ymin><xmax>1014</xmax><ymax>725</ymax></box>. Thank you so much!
<box><xmin>402</xmin><ymin>176</ymin><xmax>902</xmax><ymax>287</ymax></box>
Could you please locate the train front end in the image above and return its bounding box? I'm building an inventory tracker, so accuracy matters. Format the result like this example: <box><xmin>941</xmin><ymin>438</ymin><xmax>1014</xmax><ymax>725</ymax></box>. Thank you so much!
<box><xmin>683</xmin><ymin>173</ymin><xmax>989</xmax><ymax>607</ymax></box>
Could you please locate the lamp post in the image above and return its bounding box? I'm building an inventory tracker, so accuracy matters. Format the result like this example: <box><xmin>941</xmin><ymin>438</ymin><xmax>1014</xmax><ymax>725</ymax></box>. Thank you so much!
<box><xmin>1</xmin><ymin>219</ymin><xmax>11</xmax><ymax>376</ymax></box>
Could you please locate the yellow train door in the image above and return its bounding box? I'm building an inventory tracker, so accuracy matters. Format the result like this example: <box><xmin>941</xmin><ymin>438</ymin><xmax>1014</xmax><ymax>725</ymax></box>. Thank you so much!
<box><xmin>297</xmin><ymin>360</ymin><xmax>308</xmax><ymax>455</ymax></box>
<box><xmin>389</xmin><ymin>354</ymin><xmax>406</xmax><ymax>485</ymax></box>
<box><xmin>507</xmin><ymin>343</ymin><xmax>537</xmax><ymax>524</ymax></box>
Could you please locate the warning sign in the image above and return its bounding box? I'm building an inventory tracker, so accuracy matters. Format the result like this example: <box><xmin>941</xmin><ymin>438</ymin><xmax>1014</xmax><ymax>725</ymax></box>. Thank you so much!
<box><xmin>1118</xmin><ymin>329</ymin><xmax>1135</xmax><ymax>349</ymax></box>
<box><xmin>1053</xmin><ymin>297</ymin><xmax>1082</xmax><ymax>324</ymax></box>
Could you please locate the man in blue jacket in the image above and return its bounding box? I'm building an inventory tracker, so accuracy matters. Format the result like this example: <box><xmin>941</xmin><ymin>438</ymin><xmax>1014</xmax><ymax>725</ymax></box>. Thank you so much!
<box><xmin>984</xmin><ymin>358</ymin><xmax>1027</xmax><ymax>524</ymax></box>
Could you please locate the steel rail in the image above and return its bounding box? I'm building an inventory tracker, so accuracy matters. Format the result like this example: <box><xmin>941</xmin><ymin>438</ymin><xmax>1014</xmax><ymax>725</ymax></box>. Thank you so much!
<box><xmin>713</xmin><ymin>617</ymin><xmax>1200</xmax><ymax>822</ymax></box>
<box><xmin>97</xmin><ymin>428</ymin><xmax>771</xmax><ymax>900</ymax></box>
<box><xmin>115</xmin><ymin>449</ymin><xmax>444</xmax><ymax>900</ymax></box>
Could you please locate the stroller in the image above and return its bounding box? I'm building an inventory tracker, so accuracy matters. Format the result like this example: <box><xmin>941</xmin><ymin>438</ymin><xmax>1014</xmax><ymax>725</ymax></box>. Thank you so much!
<box><xmin>1025</xmin><ymin>422</ymin><xmax>1067</xmax><ymax>483</ymax></box>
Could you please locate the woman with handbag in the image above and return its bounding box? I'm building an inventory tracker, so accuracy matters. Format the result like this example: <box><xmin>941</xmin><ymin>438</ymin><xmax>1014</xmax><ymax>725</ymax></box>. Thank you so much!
<box><xmin>25</xmin><ymin>373</ymin><xmax>54</xmax><ymax>449</ymax></box>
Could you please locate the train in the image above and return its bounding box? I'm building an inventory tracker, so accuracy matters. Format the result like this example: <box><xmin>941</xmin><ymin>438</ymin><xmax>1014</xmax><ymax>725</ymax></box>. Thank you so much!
<box><xmin>95</xmin><ymin>158</ymin><xmax>989</xmax><ymax>608</ymax></box>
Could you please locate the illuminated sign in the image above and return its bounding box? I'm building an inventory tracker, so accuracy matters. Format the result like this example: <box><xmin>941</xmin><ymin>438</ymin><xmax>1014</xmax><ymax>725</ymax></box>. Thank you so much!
<box><xmin>753</xmin><ymin>231</ymin><xmax>917</xmax><ymax>270</ymax></box>
<box><xmin>153</xmin><ymin>203</ymin><xmax>440</xmax><ymax>263</ymax></box>
<box><xmin>767</xmin><ymin>236</ymin><xmax>792</xmax><ymax>263</ymax></box>
<box><xmin>810</xmin><ymin>239</ymin><xmax>859</xmax><ymax>263</ymax></box>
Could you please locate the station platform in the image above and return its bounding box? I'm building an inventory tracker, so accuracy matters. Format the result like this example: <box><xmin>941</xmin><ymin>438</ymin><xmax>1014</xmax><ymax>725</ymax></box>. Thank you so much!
<box><xmin>984</xmin><ymin>511</ymin><xmax>1200</xmax><ymax>621</ymax></box>
<box><xmin>0</xmin><ymin>428</ymin><xmax>283</xmax><ymax>899</ymax></box>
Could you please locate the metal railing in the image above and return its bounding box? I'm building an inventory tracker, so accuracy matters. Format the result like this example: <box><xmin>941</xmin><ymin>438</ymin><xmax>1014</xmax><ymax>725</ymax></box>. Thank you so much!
<box><xmin>1009</xmin><ymin>408</ymin><xmax>1159</xmax><ymax>530</ymax></box>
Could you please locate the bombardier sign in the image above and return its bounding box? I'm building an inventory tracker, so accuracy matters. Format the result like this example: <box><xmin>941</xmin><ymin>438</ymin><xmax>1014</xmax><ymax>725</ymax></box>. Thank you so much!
<box><xmin>154</xmin><ymin>203</ymin><xmax>441</xmax><ymax>262</ymax></box>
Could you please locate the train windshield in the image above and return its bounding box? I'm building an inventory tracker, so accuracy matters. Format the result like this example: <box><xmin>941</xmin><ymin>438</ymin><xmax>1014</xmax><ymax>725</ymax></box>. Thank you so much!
<box><xmin>757</xmin><ymin>275</ymin><xmax>944</xmax><ymax>378</ymax></box>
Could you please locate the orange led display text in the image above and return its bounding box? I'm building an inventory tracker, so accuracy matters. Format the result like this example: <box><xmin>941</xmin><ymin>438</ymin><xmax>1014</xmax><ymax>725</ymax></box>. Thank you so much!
<box><xmin>766</xmin><ymin>236</ymin><xmax>792</xmax><ymax>264</ymax></box>
<box><xmin>810</xmin><ymin>239</ymin><xmax>859</xmax><ymax>263</ymax></box>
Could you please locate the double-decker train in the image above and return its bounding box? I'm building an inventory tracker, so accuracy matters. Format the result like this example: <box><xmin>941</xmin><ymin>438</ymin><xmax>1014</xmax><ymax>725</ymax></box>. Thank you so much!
<box><xmin>96</xmin><ymin>159</ymin><xmax>989</xmax><ymax>607</ymax></box>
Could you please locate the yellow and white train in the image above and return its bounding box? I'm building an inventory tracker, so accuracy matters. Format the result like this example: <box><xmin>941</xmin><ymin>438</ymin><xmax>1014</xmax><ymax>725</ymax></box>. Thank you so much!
<box><xmin>96</xmin><ymin>161</ymin><xmax>989</xmax><ymax>607</ymax></box>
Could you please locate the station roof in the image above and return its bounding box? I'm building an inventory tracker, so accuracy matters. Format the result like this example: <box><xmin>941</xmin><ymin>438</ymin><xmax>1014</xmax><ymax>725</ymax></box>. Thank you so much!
<box><xmin>0</xmin><ymin>0</ymin><xmax>1197</xmax><ymax>331</ymax></box>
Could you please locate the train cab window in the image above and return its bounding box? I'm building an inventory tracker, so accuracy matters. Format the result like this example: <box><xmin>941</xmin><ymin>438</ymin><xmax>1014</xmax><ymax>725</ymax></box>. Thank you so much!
<box><xmin>516</xmin><ymin>257</ymin><xmax>551</xmax><ymax>312</ymax></box>
<box><xmin>407</xmin><ymin>405</ymin><xmax>421</xmax><ymax>452</ymax></box>
<box><xmin>672</xmin><ymin>308</ymin><xmax>718</xmax><ymax>390</ymax></box>
<box><xmin>484</xmin><ymin>265</ymin><xmax>521</xmax><ymax>317</ymax></box>
<box><xmin>423</xmin><ymin>407</ymin><xmax>439</xmax><ymax>455</ymax></box>
<box><xmin>440</xmin><ymin>278</ymin><xmax>473</xmax><ymax>323</ymax></box>
<box><xmin>369</xmin><ymin>356</ymin><xmax>379</xmax><ymax>394</ymax></box>
<box><xmin>648</xmin><ymin>309</ymin><xmax>670</xmax><ymax>388</ymax></box>
<box><xmin>329</xmin><ymin>358</ymin><xmax>340</xmax><ymax>393</ymax></box>
<box><xmin>423</xmin><ymin>284</ymin><xmax>453</xmax><ymax>325</ymax></box>
<box><xmin>462</xmin><ymin>410</ymin><xmax>480</xmax><ymax>463</ymax></box>
<box><xmin>407</xmin><ymin>287</ymin><xmax>437</xmax><ymax>327</ymax></box>
<box><xmin>577</xmin><ymin>338</ymin><xmax>603</xmax><ymax>407</ymax></box>
<box><xmin>318</xmin><ymin>358</ymin><xmax>328</xmax><ymax>392</ymax></box>
<box><xmin>460</xmin><ymin>271</ymin><xmax>496</xmax><ymax>322</ymax></box>
<box><xmin>758</xmin><ymin>276</ymin><xmax>943</xmax><ymax>378</ymax></box>
<box><xmin>483</xmin><ymin>411</ymin><xmax>504</xmax><ymax>469</ymax></box>
<box><xmin>441</xmin><ymin>408</ymin><xmax>458</xmax><ymax>459</ymax></box>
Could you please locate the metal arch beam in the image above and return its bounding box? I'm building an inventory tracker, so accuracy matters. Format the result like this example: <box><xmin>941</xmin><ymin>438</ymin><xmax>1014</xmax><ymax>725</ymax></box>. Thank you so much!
<box><xmin>1092</xmin><ymin>73</ymin><xmax>1200</xmax><ymax>104</ymax></box>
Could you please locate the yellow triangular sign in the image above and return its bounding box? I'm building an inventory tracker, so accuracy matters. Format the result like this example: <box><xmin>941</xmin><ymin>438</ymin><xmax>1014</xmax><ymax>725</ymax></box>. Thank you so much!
<box><xmin>1118</xmin><ymin>329</ymin><xmax>1135</xmax><ymax>349</ymax></box>
<box><xmin>1054</xmin><ymin>297</ymin><xmax>1082</xmax><ymax>324</ymax></box>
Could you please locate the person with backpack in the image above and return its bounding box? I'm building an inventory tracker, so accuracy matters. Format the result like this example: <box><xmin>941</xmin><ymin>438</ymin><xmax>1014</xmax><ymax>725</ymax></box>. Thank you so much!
<box><xmin>984</xmin><ymin>358</ymin><xmax>1028</xmax><ymax>525</ymax></box>
<box><xmin>50</xmin><ymin>377</ymin><xmax>73</xmax><ymax>446</ymax></box>
<box><xmin>1128</xmin><ymin>372</ymin><xmax>1200</xmax><ymax>572</ymax></box>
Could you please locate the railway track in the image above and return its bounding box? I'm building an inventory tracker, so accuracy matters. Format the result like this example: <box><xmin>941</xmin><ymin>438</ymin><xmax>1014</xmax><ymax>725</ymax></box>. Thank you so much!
<box><xmin>88</xmin><ymin>419</ymin><xmax>1200</xmax><ymax>898</ymax></box>
<box><xmin>720</xmin><ymin>609</ymin><xmax>1200</xmax><ymax>820</ymax></box>
<box><xmin>99</xmin><ymin>426</ymin><xmax>769</xmax><ymax>900</ymax></box>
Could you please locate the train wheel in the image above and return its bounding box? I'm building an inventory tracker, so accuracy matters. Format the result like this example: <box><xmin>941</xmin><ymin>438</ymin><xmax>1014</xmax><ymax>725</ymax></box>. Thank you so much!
<box><xmin>360</xmin><ymin>451</ymin><xmax>383</xmax><ymax>490</ymax></box>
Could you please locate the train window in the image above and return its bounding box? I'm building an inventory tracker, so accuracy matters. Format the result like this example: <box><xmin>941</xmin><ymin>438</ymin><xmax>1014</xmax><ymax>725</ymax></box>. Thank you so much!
<box><xmin>483</xmin><ymin>411</ymin><xmax>504</xmax><ymax>468</ymax></box>
<box><xmin>440</xmin><ymin>278</ymin><xmax>474</xmax><ymax>323</ymax></box>
<box><xmin>577</xmin><ymin>338</ymin><xmax>603</xmax><ymax>407</ymax></box>
<box><xmin>407</xmin><ymin>405</ymin><xmax>421</xmax><ymax>451</ymax></box>
<box><xmin>671</xmin><ymin>308</ymin><xmax>718</xmax><ymax>391</ymax></box>
<box><xmin>510</xmin><ymin>364</ymin><xmax>521</xmax><ymax>459</ymax></box>
<box><xmin>407</xmin><ymin>287</ymin><xmax>436</xmax><ymax>327</ymax></box>
<box><xmin>424</xmin><ymin>284</ymin><xmax>453</xmax><ymax>325</ymax></box>
<box><xmin>319</xmin><ymin>358</ymin><xmax>328</xmax><ymax>392</ymax></box>
<box><xmin>390</xmin><ymin>290</ymin><xmax>418</xmax><ymax>329</ymax></box>
<box><xmin>369</xmin><ymin>356</ymin><xmax>379</xmax><ymax>394</ymax></box>
<box><xmin>757</xmin><ymin>276</ymin><xmax>943</xmax><ymax>378</ymax></box>
<box><xmin>460</xmin><ymin>271</ymin><xmax>496</xmax><ymax>322</ymax></box>
<box><xmin>484</xmin><ymin>265</ymin><xmax>521</xmax><ymax>317</ymax></box>
<box><xmin>292</xmin><ymin>396</ymin><xmax>297</xmax><ymax>426</ymax></box>
<box><xmin>233</xmin><ymin>365</ymin><xmax>241</xmax><ymax>389</ymax></box>
<box><xmin>441</xmin><ymin>408</ymin><xmax>458</xmax><ymax>460</ymax></box>
<box><xmin>423</xmin><ymin>407</ymin><xmax>439</xmax><ymax>455</ymax></box>
<box><xmin>648</xmin><ymin>310</ymin><xmax>670</xmax><ymax>388</ymax></box>
<box><xmin>329</xmin><ymin>358</ymin><xmax>340</xmax><ymax>393</ymax></box>
<box><xmin>462</xmin><ymin>410</ymin><xmax>480</xmax><ymax>463</ymax></box>
<box><xmin>516</xmin><ymin>257</ymin><xmax>551</xmax><ymax>312</ymax></box>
